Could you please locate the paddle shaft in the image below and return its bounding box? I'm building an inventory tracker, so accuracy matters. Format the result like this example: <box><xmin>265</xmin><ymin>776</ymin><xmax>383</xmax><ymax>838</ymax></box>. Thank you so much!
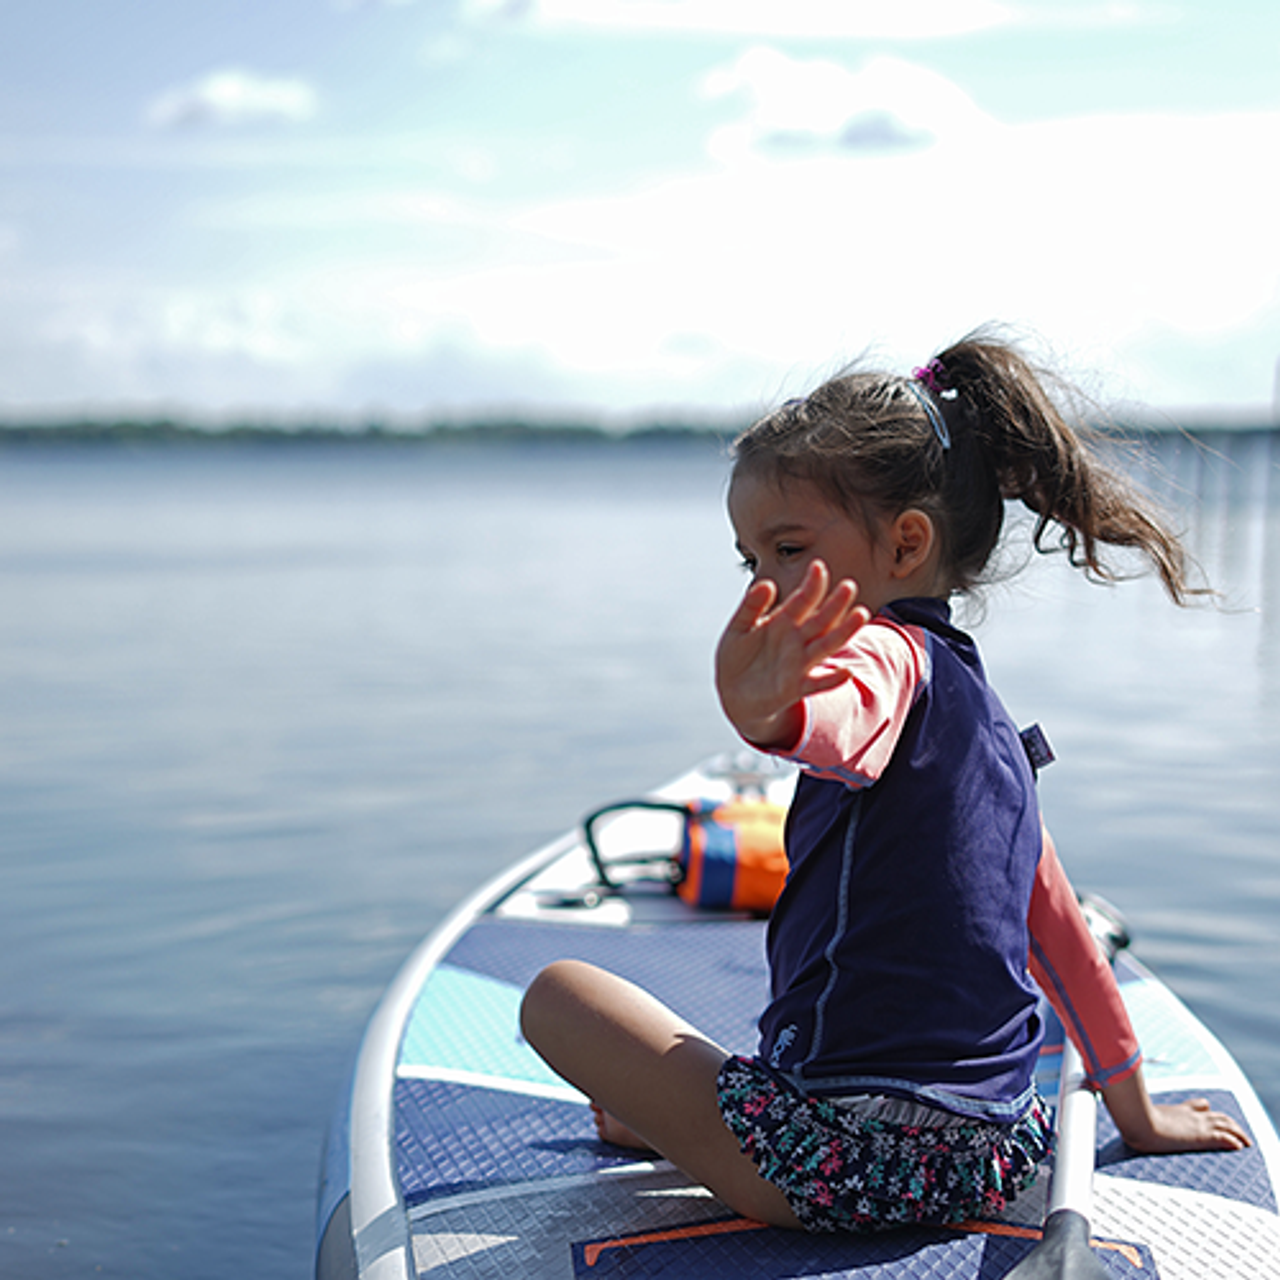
<box><xmin>1048</xmin><ymin>1038</ymin><xmax>1097</xmax><ymax>1218</ymax></box>
<box><xmin>1002</xmin><ymin>1036</ymin><xmax>1110</xmax><ymax>1280</ymax></box>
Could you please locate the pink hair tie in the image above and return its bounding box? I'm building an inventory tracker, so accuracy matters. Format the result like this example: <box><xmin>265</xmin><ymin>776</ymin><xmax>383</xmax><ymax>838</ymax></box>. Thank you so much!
<box><xmin>913</xmin><ymin>359</ymin><xmax>947</xmax><ymax>396</ymax></box>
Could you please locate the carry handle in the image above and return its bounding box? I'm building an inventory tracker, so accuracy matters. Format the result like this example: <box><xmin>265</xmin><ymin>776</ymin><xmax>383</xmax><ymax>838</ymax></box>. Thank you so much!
<box><xmin>582</xmin><ymin>799</ymin><xmax>689</xmax><ymax>890</ymax></box>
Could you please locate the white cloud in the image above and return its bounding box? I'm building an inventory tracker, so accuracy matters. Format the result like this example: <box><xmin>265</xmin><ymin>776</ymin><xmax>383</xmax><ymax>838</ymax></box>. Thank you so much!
<box><xmin>465</xmin><ymin>0</ymin><xmax>537</xmax><ymax>21</ymax></box>
<box><xmin>14</xmin><ymin>42</ymin><xmax>1280</xmax><ymax>420</ymax></box>
<box><xmin>701</xmin><ymin>51</ymin><xmax>987</xmax><ymax>159</ymax></box>
<box><xmin>995</xmin><ymin>112</ymin><xmax>1280</xmax><ymax>338</ymax></box>
<box><xmin>156</xmin><ymin>292</ymin><xmax>309</xmax><ymax>364</ymax></box>
<box><xmin>463</xmin><ymin>0</ymin><xmax>1012</xmax><ymax>38</ymax></box>
<box><xmin>37</xmin><ymin>284</ymin><xmax>308</xmax><ymax>371</ymax></box>
<box><xmin>30</xmin><ymin>96</ymin><xmax>1280</xmax><ymax>418</ymax></box>
<box><xmin>462</xmin><ymin>0</ymin><xmax>1183</xmax><ymax>37</ymax></box>
<box><xmin>420</xmin><ymin>33</ymin><xmax>472</xmax><ymax>65</ymax></box>
<box><xmin>1009</xmin><ymin>1</ymin><xmax>1176</xmax><ymax>31</ymax></box>
<box><xmin>146</xmin><ymin>69</ymin><xmax>319</xmax><ymax>130</ymax></box>
<box><xmin>406</xmin><ymin>102</ymin><xmax>1280</xmax><ymax>411</ymax></box>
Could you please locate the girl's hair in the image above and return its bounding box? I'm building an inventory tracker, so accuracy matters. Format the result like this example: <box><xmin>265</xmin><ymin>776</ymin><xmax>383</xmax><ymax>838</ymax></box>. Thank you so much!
<box><xmin>733</xmin><ymin>329</ymin><xmax>1199</xmax><ymax>603</ymax></box>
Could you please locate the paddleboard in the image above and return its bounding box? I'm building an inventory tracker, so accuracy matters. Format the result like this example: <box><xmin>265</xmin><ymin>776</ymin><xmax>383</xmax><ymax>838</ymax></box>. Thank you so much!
<box><xmin>316</xmin><ymin>754</ymin><xmax>1280</xmax><ymax>1279</ymax></box>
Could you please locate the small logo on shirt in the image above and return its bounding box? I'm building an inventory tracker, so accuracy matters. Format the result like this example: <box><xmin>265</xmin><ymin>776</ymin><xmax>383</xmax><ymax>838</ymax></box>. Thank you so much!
<box><xmin>768</xmin><ymin>1025</ymin><xmax>797</xmax><ymax>1068</ymax></box>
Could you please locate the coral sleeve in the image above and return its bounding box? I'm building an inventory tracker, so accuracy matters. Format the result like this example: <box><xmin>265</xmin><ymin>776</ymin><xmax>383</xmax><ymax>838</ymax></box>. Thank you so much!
<box><xmin>777</xmin><ymin>617</ymin><xmax>929</xmax><ymax>789</ymax></box>
<box><xmin>1028</xmin><ymin>829</ymin><xmax>1142</xmax><ymax>1088</ymax></box>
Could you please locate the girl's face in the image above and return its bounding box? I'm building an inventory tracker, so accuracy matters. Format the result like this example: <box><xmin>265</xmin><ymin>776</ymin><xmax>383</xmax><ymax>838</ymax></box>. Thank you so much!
<box><xmin>727</xmin><ymin>472</ymin><xmax>901</xmax><ymax>615</ymax></box>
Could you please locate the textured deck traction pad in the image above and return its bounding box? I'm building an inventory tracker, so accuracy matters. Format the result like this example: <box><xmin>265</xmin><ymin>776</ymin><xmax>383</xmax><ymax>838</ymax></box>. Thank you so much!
<box><xmin>398</xmin><ymin>913</ymin><xmax>1279</xmax><ymax>1278</ymax></box>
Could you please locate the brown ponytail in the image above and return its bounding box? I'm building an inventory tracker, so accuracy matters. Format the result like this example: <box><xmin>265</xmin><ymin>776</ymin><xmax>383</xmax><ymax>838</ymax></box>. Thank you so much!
<box><xmin>933</xmin><ymin>332</ymin><xmax>1199</xmax><ymax>603</ymax></box>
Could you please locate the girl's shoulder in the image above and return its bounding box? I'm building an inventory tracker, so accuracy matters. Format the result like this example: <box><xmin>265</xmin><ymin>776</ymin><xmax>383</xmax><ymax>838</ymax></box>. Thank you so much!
<box><xmin>862</xmin><ymin>602</ymin><xmax>940</xmax><ymax>661</ymax></box>
<box><xmin>879</xmin><ymin>597</ymin><xmax>979</xmax><ymax>661</ymax></box>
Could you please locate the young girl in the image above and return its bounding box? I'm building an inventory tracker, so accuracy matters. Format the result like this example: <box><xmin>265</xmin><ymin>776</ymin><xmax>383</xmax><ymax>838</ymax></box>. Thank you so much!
<box><xmin>520</xmin><ymin>333</ymin><xmax>1250</xmax><ymax>1233</ymax></box>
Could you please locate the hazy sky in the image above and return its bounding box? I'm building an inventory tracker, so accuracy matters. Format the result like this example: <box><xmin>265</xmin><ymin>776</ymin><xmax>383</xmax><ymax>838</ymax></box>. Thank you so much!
<box><xmin>3</xmin><ymin>1</ymin><xmax>1278</xmax><ymax>422</ymax></box>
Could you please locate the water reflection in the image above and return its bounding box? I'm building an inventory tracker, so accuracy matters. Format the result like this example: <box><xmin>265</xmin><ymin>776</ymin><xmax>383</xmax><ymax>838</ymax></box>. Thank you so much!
<box><xmin>1124</xmin><ymin>428</ymin><xmax>1280</xmax><ymax>702</ymax></box>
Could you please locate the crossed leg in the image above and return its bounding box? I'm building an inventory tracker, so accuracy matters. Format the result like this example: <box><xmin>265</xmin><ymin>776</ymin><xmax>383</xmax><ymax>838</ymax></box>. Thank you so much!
<box><xmin>519</xmin><ymin>959</ymin><xmax>801</xmax><ymax>1229</ymax></box>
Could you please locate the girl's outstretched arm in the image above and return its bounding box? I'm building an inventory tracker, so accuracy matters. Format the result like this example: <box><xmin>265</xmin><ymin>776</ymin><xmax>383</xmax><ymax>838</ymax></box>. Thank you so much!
<box><xmin>1101</xmin><ymin>1067</ymin><xmax>1251</xmax><ymax>1153</ymax></box>
<box><xmin>715</xmin><ymin>560</ymin><xmax>869</xmax><ymax>748</ymax></box>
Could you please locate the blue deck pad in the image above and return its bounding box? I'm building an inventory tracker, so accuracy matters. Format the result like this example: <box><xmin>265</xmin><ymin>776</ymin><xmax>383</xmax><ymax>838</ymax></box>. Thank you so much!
<box><xmin>432</xmin><ymin>922</ymin><xmax>1201</xmax><ymax>1090</ymax></box>
<box><xmin>395</xmin><ymin>1078</ymin><xmax>642</xmax><ymax>1207</ymax></box>
<box><xmin>1033</xmin><ymin>969</ymin><xmax>1272</xmax><ymax>1210</ymax></box>
<box><xmin>400</xmin><ymin>962</ymin><xmax>573</xmax><ymax>1095</ymax></box>
<box><xmin>1095</xmin><ymin>1088</ymin><xmax>1275</xmax><ymax>1212</ymax></box>
<box><xmin>570</xmin><ymin>1217</ymin><xmax>1155</xmax><ymax>1279</ymax></box>
<box><xmin>442</xmin><ymin>916</ymin><xmax>772</xmax><ymax>1056</ymax></box>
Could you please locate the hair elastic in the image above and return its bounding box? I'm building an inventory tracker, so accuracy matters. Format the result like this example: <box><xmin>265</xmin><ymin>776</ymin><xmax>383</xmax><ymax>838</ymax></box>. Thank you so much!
<box><xmin>913</xmin><ymin>360</ymin><xmax>946</xmax><ymax>396</ymax></box>
<box><xmin>906</xmin><ymin>372</ymin><xmax>952</xmax><ymax>451</ymax></box>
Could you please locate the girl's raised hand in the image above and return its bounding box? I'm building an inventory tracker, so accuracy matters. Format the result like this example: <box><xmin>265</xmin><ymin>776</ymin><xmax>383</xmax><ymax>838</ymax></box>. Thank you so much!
<box><xmin>715</xmin><ymin>560</ymin><xmax>870</xmax><ymax>749</ymax></box>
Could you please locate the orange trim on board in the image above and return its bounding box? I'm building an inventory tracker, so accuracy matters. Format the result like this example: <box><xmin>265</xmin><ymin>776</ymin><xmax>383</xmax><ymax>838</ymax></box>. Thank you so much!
<box><xmin>951</xmin><ymin>1221</ymin><xmax>1042</xmax><ymax>1242</ymax></box>
<box><xmin>581</xmin><ymin>1213</ymin><xmax>1143</xmax><ymax>1271</ymax></box>
<box><xmin>949</xmin><ymin>1219</ymin><xmax>1144</xmax><ymax>1268</ymax></box>
<box><xmin>581</xmin><ymin>1216</ymin><xmax>768</xmax><ymax>1267</ymax></box>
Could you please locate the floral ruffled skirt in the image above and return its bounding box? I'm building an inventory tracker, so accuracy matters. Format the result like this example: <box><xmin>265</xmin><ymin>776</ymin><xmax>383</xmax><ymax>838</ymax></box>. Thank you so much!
<box><xmin>716</xmin><ymin>1055</ymin><xmax>1052</xmax><ymax>1233</ymax></box>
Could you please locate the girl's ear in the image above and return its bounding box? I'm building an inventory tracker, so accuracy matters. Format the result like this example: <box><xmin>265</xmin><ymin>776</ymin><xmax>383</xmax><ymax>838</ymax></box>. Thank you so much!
<box><xmin>888</xmin><ymin>509</ymin><xmax>936</xmax><ymax>579</ymax></box>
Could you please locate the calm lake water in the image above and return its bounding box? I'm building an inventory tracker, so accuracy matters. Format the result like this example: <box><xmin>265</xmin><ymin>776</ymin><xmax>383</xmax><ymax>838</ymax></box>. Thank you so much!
<box><xmin>1</xmin><ymin>430</ymin><xmax>1277</xmax><ymax>1278</ymax></box>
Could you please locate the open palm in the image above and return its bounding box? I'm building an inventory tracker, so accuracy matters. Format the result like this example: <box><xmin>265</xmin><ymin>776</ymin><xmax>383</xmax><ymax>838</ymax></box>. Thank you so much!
<box><xmin>715</xmin><ymin>560</ymin><xmax>870</xmax><ymax>749</ymax></box>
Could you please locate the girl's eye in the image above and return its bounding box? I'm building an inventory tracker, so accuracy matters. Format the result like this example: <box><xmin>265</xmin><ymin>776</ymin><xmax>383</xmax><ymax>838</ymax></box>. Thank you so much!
<box><xmin>738</xmin><ymin>555</ymin><xmax>758</xmax><ymax>573</ymax></box>
<box><xmin>777</xmin><ymin>544</ymin><xmax>804</xmax><ymax>560</ymax></box>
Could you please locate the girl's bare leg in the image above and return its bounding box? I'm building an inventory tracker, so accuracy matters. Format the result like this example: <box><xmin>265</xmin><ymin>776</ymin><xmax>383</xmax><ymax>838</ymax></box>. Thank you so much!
<box><xmin>519</xmin><ymin>959</ymin><xmax>801</xmax><ymax>1228</ymax></box>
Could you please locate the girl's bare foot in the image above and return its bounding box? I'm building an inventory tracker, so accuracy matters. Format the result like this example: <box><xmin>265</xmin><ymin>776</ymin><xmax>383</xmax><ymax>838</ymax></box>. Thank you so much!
<box><xmin>591</xmin><ymin>1103</ymin><xmax>655</xmax><ymax>1152</ymax></box>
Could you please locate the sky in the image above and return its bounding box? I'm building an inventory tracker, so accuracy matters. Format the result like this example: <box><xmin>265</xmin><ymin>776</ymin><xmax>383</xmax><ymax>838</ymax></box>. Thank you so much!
<box><xmin>2</xmin><ymin>0</ymin><xmax>1278</xmax><ymax>425</ymax></box>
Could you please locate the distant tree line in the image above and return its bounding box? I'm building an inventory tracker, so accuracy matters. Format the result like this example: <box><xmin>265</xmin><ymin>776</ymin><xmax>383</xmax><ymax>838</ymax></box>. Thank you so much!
<box><xmin>0</xmin><ymin>410</ymin><xmax>1273</xmax><ymax>449</ymax></box>
<box><xmin>0</xmin><ymin>416</ymin><xmax>744</xmax><ymax>447</ymax></box>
